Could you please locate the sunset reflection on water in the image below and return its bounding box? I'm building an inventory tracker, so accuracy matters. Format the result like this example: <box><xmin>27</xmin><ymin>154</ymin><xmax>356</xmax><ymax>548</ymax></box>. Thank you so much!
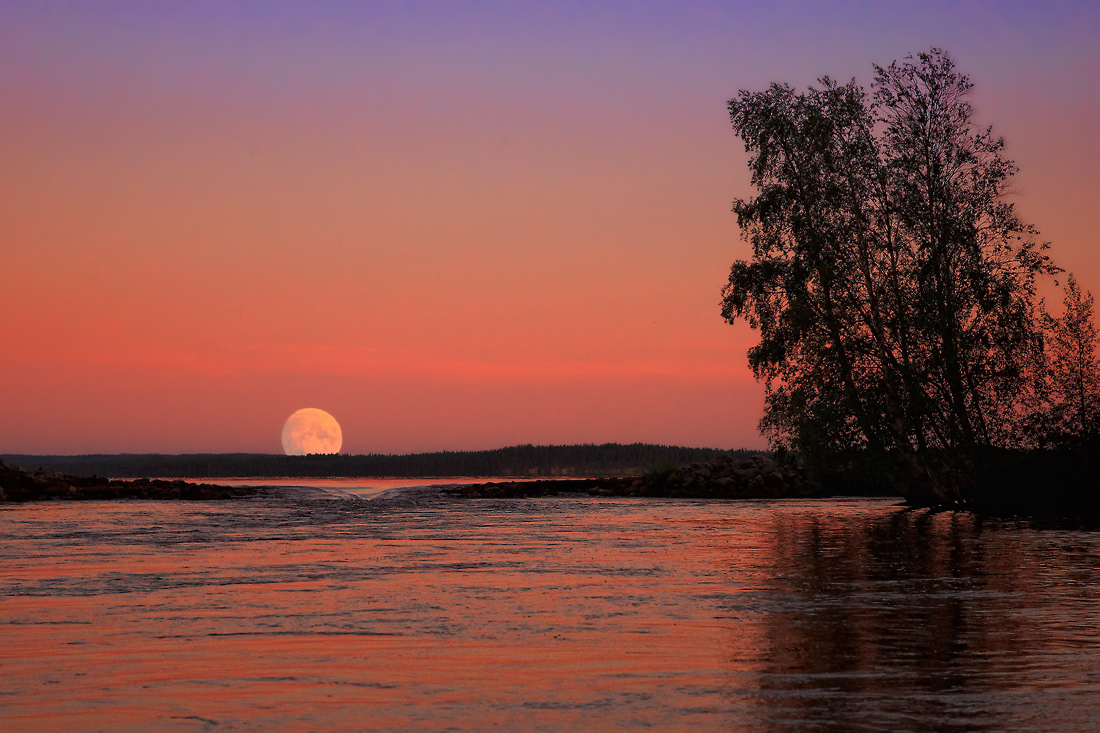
<box><xmin>2</xmin><ymin>485</ymin><xmax>1099</xmax><ymax>731</ymax></box>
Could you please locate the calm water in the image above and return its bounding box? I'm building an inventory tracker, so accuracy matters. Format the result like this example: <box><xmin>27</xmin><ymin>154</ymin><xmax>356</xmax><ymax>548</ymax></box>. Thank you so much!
<box><xmin>2</xmin><ymin>480</ymin><xmax>1100</xmax><ymax>731</ymax></box>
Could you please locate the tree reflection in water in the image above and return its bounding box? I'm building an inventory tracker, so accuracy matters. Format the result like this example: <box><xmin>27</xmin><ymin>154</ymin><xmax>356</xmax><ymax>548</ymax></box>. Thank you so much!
<box><xmin>744</xmin><ymin>507</ymin><xmax>1100</xmax><ymax>731</ymax></box>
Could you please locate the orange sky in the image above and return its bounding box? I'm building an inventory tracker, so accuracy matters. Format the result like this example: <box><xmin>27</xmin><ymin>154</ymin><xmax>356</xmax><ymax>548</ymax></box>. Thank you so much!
<box><xmin>2</xmin><ymin>2</ymin><xmax>1098</xmax><ymax>454</ymax></box>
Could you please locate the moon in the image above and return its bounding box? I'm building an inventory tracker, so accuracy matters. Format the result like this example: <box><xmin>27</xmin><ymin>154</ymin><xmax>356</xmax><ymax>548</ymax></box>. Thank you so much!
<box><xmin>282</xmin><ymin>408</ymin><xmax>343</xmax><ymax>456</ymax></box>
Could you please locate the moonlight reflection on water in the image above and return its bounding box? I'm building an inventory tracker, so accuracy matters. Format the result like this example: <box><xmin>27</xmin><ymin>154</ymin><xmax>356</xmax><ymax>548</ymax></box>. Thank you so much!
<box><xmin>1</xmin><ymin>483</ymin><xmax>1099</xmax><ymax>731</ymax></box>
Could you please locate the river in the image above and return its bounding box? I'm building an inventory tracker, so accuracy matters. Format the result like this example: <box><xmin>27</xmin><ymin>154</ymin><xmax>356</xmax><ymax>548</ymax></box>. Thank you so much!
<box><xmin>2</xmin><ymin>479</ymin><xmax>1099</xmax><ymax>731</ymax></box>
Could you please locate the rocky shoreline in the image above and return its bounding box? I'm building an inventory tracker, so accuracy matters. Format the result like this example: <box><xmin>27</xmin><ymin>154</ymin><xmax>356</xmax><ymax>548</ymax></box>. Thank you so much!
<box><xmin>1</xmin><ymin>452</ymin><xmax>820</xmax><ymax>504</ymax></box>
<box><xmin>448</xmin><ymin>453</ymin><xmax>814</xmax><ymax>499</ymax></box>
<box><xmin>0</xmin><ymin>460</ymin><xmax>258</xmax><ymax>503</ymax></box>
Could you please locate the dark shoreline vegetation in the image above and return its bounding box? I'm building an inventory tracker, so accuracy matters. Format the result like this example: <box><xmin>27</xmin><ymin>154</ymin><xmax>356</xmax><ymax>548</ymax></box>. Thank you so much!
<box><xmin>3</xmin><ymin>445</ymin><xmax>1098</xmax><ymax>518</ymax></box>
<box><xmin>452</xmin><ymin>447</ymin><xmax>1100</xmax><ymax>519</ymax></box>
<box><xmin>0</xmin><ymin>443</ymin><xmax>750</xmax><ymax>481</ymax></box>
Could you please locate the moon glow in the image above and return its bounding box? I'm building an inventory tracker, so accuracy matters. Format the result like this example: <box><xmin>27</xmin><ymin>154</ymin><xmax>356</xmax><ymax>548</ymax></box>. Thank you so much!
<box><xmin>282</xmin><ymin>408</ymin><xmax>343</xmax><ymax>456</ymax></box>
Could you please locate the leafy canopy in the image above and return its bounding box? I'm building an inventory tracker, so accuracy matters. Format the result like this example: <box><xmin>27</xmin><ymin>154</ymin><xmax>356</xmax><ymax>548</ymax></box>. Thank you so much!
<box><xmin>721</xmin><ymin>49</ymin><xmax>1058</xmax><ymax>499</ymax></box>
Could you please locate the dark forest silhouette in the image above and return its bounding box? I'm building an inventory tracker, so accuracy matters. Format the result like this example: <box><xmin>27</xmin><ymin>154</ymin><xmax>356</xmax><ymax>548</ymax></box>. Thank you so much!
<box><xmin>2</xmin><ymin>443</ymin><xmax>750</xmax><ymax>480</ymax></box>
<box><xmin>722</xmin><ymin>49</ymin><xmax>1099</xmax><ymax>510</ymax></box>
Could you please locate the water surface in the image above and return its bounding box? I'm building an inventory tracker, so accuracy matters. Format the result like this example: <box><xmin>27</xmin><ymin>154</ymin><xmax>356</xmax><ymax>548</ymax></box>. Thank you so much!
<box><xmin>2</xmin><ymin>481</ymin><xmax>1099</xmax><ymax>731</ymax></box>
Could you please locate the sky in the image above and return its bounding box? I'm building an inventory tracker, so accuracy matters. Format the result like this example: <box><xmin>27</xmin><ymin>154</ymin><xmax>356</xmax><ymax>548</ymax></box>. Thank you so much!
<box><xmin>3</xmin><ymin>1</ymin><xmax>1098</xmax><ymax>455</ymax></box>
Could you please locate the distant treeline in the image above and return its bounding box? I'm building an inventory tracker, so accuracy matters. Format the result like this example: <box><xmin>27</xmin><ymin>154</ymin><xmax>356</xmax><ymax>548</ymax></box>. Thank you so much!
<box><xmin>2</xmin><ymin>443</ymin><xmax>762</xmax><ymax>479</ymax></box>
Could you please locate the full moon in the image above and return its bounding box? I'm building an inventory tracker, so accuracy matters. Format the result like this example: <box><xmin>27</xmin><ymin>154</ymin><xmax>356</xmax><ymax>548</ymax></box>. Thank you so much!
<box><xmin>281</xmin><ymin>408</ymin><xmax>343</xmax><ymax>456</ymax></box>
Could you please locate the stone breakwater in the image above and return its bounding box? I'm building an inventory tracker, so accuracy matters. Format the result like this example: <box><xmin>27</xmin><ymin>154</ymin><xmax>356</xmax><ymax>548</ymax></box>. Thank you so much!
<box><xmin>0</xmin><ymin>461</ymin><xmax>257</xmax><ymax>503</ymax></box>
<box><xmin>449</xmin><ymin>453</ymin><xmax>812</xmax><ymax>499</ymax></box>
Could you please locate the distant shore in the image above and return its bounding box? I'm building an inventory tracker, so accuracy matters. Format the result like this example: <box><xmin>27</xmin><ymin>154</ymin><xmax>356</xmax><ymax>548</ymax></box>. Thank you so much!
<box><xmin>448</xmin><ymin>453</ymin><xmax>820</xmax><ymax>500</ymax></box>
<box><xmin>0</xmin><ymin>453</ymin><xmax>813</xmax><ymax>504</ymax></box>
<box><xmin>7</xmin><ymin>449</ymin><xmax>1097</xmax><ymax>519</ymax></box>
<box><xmin>0</xmin><ymin>461</ymin><xmax>259</xmax><ymax>503</ymax></box>
<box><xmin>0</xmin><ymin>444</ymin><xmax>756</xmax><ymax>480</ymax></box>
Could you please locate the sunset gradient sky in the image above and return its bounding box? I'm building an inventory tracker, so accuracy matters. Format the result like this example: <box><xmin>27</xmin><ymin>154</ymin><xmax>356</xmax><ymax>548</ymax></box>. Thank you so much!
<box><xmin>3</xmin><ymin>1</ymin><xmax>1098</xmax><ymax>454</ymax></box>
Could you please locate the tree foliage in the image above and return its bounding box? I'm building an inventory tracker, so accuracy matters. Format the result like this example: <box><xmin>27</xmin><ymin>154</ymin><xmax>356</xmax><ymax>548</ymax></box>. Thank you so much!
<box><xmin>1045</xmin><ymin>276</ymin><xmax>1100</xmax><ymax>442</ymax></box>
<box><xmin>721</xmin><ymin>49</ymin><xmax>1061</xmax><ymax>501</ymax></box>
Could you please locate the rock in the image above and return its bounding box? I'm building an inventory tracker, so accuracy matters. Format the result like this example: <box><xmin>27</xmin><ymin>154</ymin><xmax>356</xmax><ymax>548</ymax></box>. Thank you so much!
<box><xmin>0</xmin><ymin>459</ymin><xmax>258</xmax><ymax>503</ymax></box>
<box><xmin>762</xmin><ymin>472</ymin><xmax>785</xmax><ymax>490</ymax></box>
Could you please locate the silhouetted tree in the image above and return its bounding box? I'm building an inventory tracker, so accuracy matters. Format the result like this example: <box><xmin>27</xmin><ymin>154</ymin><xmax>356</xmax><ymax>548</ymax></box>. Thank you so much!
<box><xmin>721</xmin><ymin>49</ymin><xmax>1057</xmax><ymax>502</ymax></box>
<box><xmin>1046</xmin><ymin>276</ymin><xmax>1100</xmax><ymax>441</ymax></box>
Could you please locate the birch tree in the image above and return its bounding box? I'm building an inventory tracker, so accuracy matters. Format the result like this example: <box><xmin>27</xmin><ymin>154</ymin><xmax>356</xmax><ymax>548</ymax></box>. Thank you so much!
<box><xmin>721</xmin><ymin>49</ymin><xmax>1056</xmax><ymax>501</ymax></box>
